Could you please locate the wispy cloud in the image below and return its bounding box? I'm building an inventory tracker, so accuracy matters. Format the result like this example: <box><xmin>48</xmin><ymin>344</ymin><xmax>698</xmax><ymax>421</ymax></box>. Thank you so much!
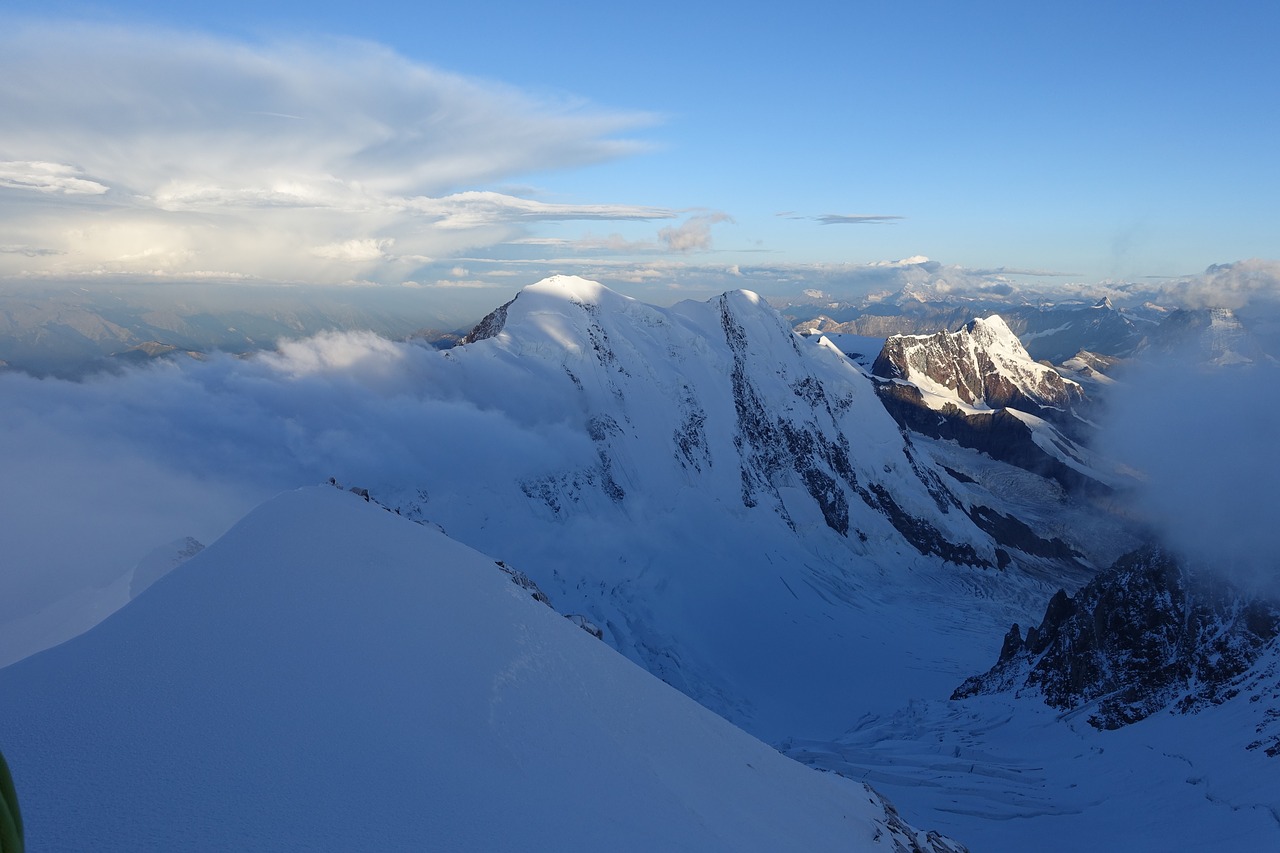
<box><xmin>777</xmin><ymin>212</ymin><xmax>904</xmax><ymax>225</ymax></box>
<box><xmin>964</xmin><ymin>266</ymin><xmax>1079</xmax><ymax>277</ymax></box>
<box><xmin>1098</xmin><ymin>355</ymin><xmax>1280</xmax><ymax>592</ymax></box>
<box><xmin>311</xmin><ymin>238</ymin><xmax>397</xmax><ymax>262</ymax></box>
<box><xmin>0</xmin><ymin>23</ymin><xmax>664</xmax><ymax>284</ymax></box>
<box><xmin>0</xmin><ymin>244</ymin><xmax>63</xmax><ymax>257</ymax></box>
<box><xmin>814</xmin><ymin>214</ymin><xmax>903</xmax><ymax>225</ymax></box>
<box><xmin>404</xmin><ymin>192</ymin><xmax>673</xmax><ymax>230</ymax></box>
<box><xmin>0</xmin><ymin>161</ymin><xmax>109</xmax><ymax>195</ymax></box>
<box><xmin>1171</xmin><ymin>259</ymin><xmax>1280</xmax><ymax>311</ymax></box>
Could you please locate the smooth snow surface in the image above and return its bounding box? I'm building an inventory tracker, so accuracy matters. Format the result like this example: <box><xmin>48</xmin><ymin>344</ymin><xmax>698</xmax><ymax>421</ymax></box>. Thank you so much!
<box><xmin>0</xmin><ymin>486</ymin><xmax>957</xmax><ymax>852</ymax></box>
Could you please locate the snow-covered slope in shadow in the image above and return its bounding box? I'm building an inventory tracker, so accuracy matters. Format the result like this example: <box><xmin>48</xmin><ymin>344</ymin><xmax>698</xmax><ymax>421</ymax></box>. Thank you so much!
<box><xmin>785</xmin><ymin>671</ymin><xmax>1280</xmax><ymax>852</ymax></box>
<box><xmin>785</xmin><ymin>548</ymin><xmax>1280</xmax><ymax>851</ymax></box>
<box><xmin>0</xmin><ymin>485</ymin><xmax>964</xmax><ymax>852</ymax></box>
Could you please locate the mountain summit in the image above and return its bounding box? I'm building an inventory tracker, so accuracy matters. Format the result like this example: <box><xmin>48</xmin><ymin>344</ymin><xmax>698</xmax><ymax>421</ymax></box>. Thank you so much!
<box><xmin>872</xmin><ymin>316</ymin><xmax>1084</xmax><ymax>415</ymax></box>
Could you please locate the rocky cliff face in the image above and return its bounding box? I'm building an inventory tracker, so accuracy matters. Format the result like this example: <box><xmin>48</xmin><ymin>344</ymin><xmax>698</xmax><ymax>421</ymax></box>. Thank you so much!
<box><xmin>954</xmin><ymin>548</ymin><xmax>1280</xmax><ymax>732</ymax></box>
<box><xmin>872</xmin><ymin>316</ymin><xmax>1084</xmax><ymax>417</ymax></box>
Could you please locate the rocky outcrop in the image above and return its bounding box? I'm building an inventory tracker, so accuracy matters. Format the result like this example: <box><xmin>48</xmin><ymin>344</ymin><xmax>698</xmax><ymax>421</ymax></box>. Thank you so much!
<box><xmin>954</xmin><ymin>548</ymin><xmax>1280</xmax><ymax>730</ymax></box>
<box><xmin>873</xmin><ymin>379</ymin><xmax>1105</xmax><ymax>493</ymax></box>
<box><xmin>461</xmin><ymin>295</ymin><xmax>517</xmax><ymax>344</ymax></box>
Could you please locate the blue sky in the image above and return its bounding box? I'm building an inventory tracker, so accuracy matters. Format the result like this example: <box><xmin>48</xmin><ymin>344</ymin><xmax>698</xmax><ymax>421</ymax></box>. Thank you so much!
<box><xmin>1</xmin><ymin>1</ymin><xmax>1276</xmax><ymax>303</ymax></box>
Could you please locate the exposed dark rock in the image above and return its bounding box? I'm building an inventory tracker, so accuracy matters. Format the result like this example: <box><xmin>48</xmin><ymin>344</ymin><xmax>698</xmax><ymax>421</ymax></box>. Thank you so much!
<box><xmin>873</xmin><ymin>379</ymin><xmax>1106</xmax><ymax>494</ymax></box>
<box><xmin>495</xmin><ymin>560</ymin><xmax>553</xmax><ymax>606</ymax></box>
<box><xmin>860</xmin><ymin>483</ymin><xmax>985</xmax><ymax>566</ymax></box>
<box><xmin>871</xmin><ymin>316</ymin><xmax>1085</xmax><ymax>418</ymax></box>
<box><xmin>954</xmin><ymin>548</ymin><xmax>1280</xmax><ymax>730</ymax></box>
<box><xmin>965</xmin><ymin>505</ymin><xmax>1084</xmax><ymax>562</ymax></box>
<box><xmin>461</xmin><ymin>295</ymin><xmax>517</xmax><ymax>344</ymax></box>
<box><xmin>673</xmin><ymin>388</ymin><xmax>711</xmax><ymax>472</ymax></box>
<box><xmin>940</xmin><ymin>465</ymin><xmax>976</xmax><ymax>484</ymax></box>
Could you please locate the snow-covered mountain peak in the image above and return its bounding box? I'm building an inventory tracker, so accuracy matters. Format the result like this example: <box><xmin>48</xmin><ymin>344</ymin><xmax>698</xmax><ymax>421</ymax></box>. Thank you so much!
<box><xmin>872</xmin><ymin>314</ymin><xmax>1084</xmax><ymax>413</ymax></box>
<box><xmin>461</xmin><ymin>275</ymin><xmax>642</xmax><ymax>345</ymax></box>
<box><xmin>521</xmin><ymin>273</ymin><xmax>633</xmax><ymax>306</ymax></box>
<box><xmin>963</xmin><ymin>314</ymin><xmax>1028</xmax><ymax>360</ymax></box>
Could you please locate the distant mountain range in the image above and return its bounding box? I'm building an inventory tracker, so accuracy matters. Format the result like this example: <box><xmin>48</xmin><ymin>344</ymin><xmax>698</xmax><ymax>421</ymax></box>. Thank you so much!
<box><xmin>0</xmin><ymin>282</ymin><xmax>469</xmax><ymax>377</ymax></box>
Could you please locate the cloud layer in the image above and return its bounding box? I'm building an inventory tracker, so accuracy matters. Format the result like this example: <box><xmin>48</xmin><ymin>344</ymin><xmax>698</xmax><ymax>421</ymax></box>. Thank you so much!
<box><xmin>0</xmin><ymin>24</ymin><xmax>668</xmax><ymax>283</ymax></box>
<box><xmin>0</xmin><ymin>331</ymin><xmax>595</xmax><ymax>624</ymax></box>
<box><xmin>1098</xmin><ymin>355</ymin><xmax>1280</xmax><ymax>592</ymax></box>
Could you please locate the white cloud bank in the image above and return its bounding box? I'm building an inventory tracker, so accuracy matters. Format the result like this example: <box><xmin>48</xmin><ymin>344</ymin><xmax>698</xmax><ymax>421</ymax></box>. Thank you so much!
<box><xmin>1098</xmin><ymin>355</ymin><xmax>1280</xmax><ymax>593</ymax></box>
<box><xmin>0</xmin><ymin>23</ymin><xmax>669</xmax><ymax>283</ymax></box>
<box><xmin>0</xmin><ymin>331</ymin><xmax>595</xmax><ymax>626</ymax></box>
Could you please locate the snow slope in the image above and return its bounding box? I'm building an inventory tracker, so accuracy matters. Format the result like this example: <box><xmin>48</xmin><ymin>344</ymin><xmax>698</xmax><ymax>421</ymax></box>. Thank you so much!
<box><xmin>0</xmin><ymin>485</ymin><xmax>963</xmax><ymax>852</ymax></box>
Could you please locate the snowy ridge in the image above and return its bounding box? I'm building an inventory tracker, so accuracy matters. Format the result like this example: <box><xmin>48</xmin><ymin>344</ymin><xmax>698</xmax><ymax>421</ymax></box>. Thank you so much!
<box><xmin>786</xmin><ymin>294</ymin><xmax>1152</xmax><ymax>365</ymax></box>
<box><xmin>0</xmin><ymin>486</ymin><xmax>966</xmax><ymax>852</ymax></box>
<box><xmin>1055</xmin><ymin>349</ymin><xmax>1120</xmax><ymax>391</ymax></box>
<box><xmin>1011</xmin><ymin>297</ymin><xmax>1150</xmax><ymax>363</ymax></box>
<box><xmin>3</xmin><ymin>274</ymin><xmax>1255</xmax><ymax>852</ymax></box>
<box><xmin>449</xmin><ymin>277</ymin><xmax>988</xmax><ymax>554</ymax></box>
